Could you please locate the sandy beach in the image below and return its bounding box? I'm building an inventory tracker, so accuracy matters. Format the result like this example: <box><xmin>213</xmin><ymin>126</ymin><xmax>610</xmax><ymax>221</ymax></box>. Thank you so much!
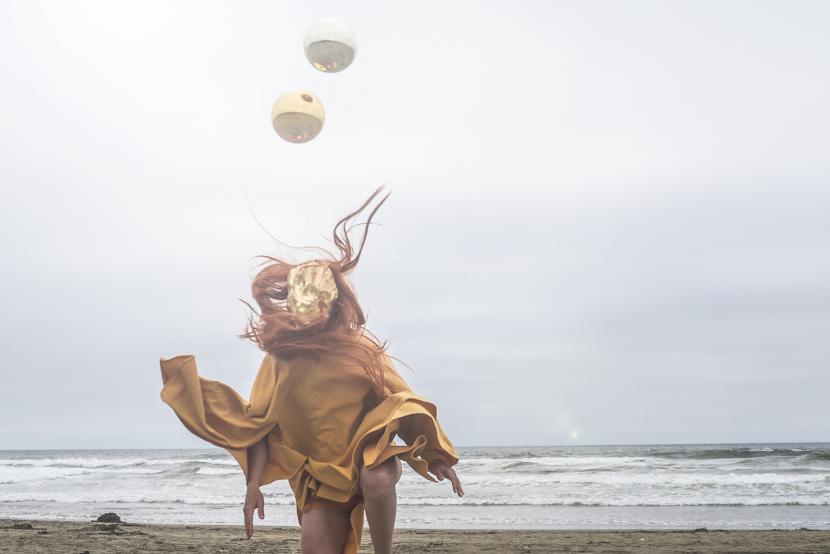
<box><xmin>2</xmin><ymin>520</ymin><xmax>829</xmax><ymax>553</ymax></box>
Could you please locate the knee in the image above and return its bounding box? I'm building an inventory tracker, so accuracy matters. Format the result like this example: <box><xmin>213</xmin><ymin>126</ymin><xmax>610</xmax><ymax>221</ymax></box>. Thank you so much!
<box><xmin>359</xmin><ymin>458</ymin><xmax>400</xmax><ymax>499</ymax></box>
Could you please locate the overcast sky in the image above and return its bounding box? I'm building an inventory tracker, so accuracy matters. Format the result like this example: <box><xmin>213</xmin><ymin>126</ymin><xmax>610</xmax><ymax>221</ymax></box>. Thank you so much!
<box><xmin>1</xmin><ymin>1</ymin><xmax>828</xmax><ymax>449</ymax></box>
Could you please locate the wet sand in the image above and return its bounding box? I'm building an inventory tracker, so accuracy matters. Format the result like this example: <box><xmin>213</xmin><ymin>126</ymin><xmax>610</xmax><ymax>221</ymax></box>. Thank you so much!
<box><xmin>2</xmin><ymin>520</ymin><xmax>829</xmax><ymax>553</ymax></box>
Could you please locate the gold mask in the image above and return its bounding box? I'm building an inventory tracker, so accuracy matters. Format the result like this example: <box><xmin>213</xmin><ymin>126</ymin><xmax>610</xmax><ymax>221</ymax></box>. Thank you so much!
<box><xmin>287</xmin><ymin>262</ymin><xmax>339</xmax><ymax>325</ymax></box>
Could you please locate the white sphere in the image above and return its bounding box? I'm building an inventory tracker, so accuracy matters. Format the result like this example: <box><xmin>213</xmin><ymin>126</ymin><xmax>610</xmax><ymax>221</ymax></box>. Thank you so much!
<box><xmin>271</xmin><ymin>90</ymin><xmax>325</xmax><ymax>143</ymax></box>
<box><xmin>303</xmin><ymin>18</ymin><xmax>358</xmax><ymax>73</ymax></box>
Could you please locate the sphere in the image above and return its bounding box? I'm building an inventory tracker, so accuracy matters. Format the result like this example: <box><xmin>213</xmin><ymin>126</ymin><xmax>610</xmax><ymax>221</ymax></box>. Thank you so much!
<box><xmin>271</xmin><ymin>90</ymin><xmax>325</xmax><ymax>143</ymax></box>
<box><xmin>303</xmin><ymin>18</ymin><xmax>358</xmax><ymax>73</ymax></box>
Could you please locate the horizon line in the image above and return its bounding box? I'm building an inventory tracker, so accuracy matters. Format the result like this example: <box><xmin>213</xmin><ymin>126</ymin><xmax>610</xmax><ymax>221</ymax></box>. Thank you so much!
<box><xmin>1</xmin><ymin>440</ymin><xmax>828</xmax><ymax>452</ymax></box>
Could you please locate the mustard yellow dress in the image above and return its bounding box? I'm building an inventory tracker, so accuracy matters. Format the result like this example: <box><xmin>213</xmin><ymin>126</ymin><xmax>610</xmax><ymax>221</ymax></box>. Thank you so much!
<box><xmin>159</xmin><ymin>338</ymin><xmax>458</xmax><ymax>554</ymax></box>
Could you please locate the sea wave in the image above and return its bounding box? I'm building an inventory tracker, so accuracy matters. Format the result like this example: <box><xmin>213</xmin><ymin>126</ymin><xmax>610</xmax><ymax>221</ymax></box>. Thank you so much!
<box><xmin>649</xmin><ymin>447</ymin><xmax>826</xmax><ymax>461</ymax></box>
<box><xmin>0</xmin><ymin>457</ymin><xmax>237</xmax><ymax>469</ymax></box>
<box><xmin>2</xmin><ymin>494</ymin><xmax>827</xmax><ymax>508</ymax></box>
<box><xmin>2</xmin><ymin>445</ymin><xmax>828</xmax><ymax>524</ymax></box>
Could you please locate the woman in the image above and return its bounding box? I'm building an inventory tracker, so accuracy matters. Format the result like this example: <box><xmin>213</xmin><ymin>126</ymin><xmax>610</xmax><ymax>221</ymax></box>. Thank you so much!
<box><xmin>159</xmin><ymin>186</ymin><xmax>463</xmax><ymax>554</ymax></box>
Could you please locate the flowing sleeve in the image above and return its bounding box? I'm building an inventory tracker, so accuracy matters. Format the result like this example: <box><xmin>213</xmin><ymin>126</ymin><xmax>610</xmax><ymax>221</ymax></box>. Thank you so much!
<box><xmin>159</xmin><ymin>354</ymin><xmax>304</xmax><ymax>486</ymax></box>
<box><xmin>364</xmin><ymin>351</ymin><xmax>459</xmax><ymax>479</ymax></box>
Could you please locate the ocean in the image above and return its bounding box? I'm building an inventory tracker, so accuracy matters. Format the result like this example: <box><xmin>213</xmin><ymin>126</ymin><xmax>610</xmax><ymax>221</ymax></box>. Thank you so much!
<box><xmin>1</xmin><ymin>444</ymin><xmax>828</xmax><ymax>529</ymax></box>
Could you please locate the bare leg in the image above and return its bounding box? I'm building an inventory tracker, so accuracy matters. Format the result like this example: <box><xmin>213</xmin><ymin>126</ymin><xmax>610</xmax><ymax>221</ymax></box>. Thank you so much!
<box><xmin>300</xmin><ymin>507</ymin><xmax>352</xmax><ymax>554</ymax></box>
<box><xmin>359</xmin><ymin>456</ymin><xmax>402</xmax><ymax>554</ymax></box>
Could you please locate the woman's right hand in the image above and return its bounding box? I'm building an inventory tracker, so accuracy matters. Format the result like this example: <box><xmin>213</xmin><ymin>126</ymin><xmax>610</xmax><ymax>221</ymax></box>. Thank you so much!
<box><xmin>243</xmin><ymin>484</ymin><xmax>265</xmax><ymax>539</ymax></box>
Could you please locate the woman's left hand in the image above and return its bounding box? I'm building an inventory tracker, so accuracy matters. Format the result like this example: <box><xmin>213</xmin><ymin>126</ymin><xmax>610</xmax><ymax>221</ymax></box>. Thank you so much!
<box><xmin>429</xmin><ymin>460</ymin><xmax>464</xmax><ymax>497</ymax></box>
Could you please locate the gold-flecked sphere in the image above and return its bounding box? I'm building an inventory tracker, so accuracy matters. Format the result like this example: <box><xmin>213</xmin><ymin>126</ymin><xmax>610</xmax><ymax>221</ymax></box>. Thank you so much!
<box><xmin>304</xmin><ymin>18</ymin><xmax>358</xmax><ymax>73</ymax></box>
<box><xmin>271</xmin><ymin>90</ymin><xmax>325</xmax><ymax>143</ymax></box>
<box><xmin>287</xmin><ymin>262</ymin><xmax>339</xmax><ymax>326</ymax></box>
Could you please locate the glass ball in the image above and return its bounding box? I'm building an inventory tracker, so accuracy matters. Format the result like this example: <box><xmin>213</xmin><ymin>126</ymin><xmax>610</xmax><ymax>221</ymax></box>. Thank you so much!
<box><xmin>271</xmin><ymin>91</ymin><xmax>325</xmax><ymax>143</ymax></box>
<box><xmin>303</xmin><ymin>18</ymin><xmax>358</xmax><ymax>73</ymax></box>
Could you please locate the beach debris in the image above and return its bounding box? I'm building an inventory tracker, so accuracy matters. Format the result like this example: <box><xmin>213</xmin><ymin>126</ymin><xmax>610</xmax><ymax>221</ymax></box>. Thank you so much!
<box><xmin>691</xmin><ymin>527</ymin><xmax>709</xmax><ymax>533</ymax></box>
<box><xmin>12</xmin><ymin>522</ymin><xmax>34</xmax><ymax>530</ymax></box>
<box><xmin>95</xmin><ymin>512</ymin><xmax>122</xmax><ymax>523</ymax></box>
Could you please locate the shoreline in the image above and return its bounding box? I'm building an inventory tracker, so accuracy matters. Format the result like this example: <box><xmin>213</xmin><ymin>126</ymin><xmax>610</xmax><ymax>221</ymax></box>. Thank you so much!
<box><xmin>3</xmin><ymin>519</ymin><xmax>830</xmax><ymax>553</ymax></box>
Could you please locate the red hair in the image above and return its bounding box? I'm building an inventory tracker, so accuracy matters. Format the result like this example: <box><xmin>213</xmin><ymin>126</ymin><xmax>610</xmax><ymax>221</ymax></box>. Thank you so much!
<box><xmin>240</xmin><ymin>186</ymin><xmax>392</xmax><ymax>399</ymax></box>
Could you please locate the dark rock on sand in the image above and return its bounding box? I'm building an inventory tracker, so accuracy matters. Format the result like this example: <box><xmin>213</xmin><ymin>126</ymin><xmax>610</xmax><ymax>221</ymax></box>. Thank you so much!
<box><xmin>95</xmin><ymin>513</ymin><xmax>122</xmax><ymax>523</ymax></box>
<box><xmin>96</xmin><ymin>523</ymin><xmax>121</xmax><ymax>532</ymax></box>
<box><xmin>12</xmin><ymin>523</ymin><xmax>34</xmax><ymax>530</ymax></box>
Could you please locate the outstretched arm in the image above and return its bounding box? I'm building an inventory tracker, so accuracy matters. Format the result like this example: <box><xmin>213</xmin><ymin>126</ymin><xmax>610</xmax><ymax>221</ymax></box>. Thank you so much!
<box><xmin>379</xmin><ymin>351</ymin><xmax>464</xmax><ymax>497</ymax></box>
<box><xmin>159</xmin><ymin>354</ymin><xmax>285</xmax><ymax>535</ymax></box>
<box><xmin>243</xmin><ymin>438</ymin><xmax>267</xmax><ymax>538</ymax></box>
